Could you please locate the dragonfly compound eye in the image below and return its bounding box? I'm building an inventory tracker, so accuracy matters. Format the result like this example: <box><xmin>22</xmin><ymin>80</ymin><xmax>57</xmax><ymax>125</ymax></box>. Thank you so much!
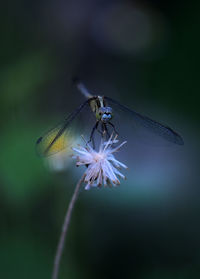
<box><xmin>99</xmin><ymin>106</ymin><xmax>113</xmax><ymax>122</ymax></box>
<box><xmin>102</xmin><ymin>113</ymin><xmax>112</xmax><ymax>122</ymax></box>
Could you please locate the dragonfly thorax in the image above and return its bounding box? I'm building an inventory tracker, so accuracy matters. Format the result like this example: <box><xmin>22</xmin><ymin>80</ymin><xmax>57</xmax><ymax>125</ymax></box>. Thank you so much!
<box><xmin>98</xmin><ymin>106</ymin><xmax>113</xmax><ymax>123</ymax></box>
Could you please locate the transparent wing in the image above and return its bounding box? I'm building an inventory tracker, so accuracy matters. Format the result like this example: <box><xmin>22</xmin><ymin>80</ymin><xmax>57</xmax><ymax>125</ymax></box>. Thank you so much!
<box><xmin>104</xmin><ymin>96</ymin><xmax>184</xmax><ymax>145</ymax></box>
<box><xmin>36</xmin><ymin>123</ymin><xmax>73</xmax><ymax>157</ymax></box>
<box><xmin>36</xmin><ymin>100</ymin><xmax>95</xmax><ymax>157</ymax></box>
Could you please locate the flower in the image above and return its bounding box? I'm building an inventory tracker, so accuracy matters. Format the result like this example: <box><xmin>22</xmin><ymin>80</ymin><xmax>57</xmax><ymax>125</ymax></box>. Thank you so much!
<box><xmin>72</xmin><ymin>134</ymin><xmax>128</xmax><ymax>190</ymax></box>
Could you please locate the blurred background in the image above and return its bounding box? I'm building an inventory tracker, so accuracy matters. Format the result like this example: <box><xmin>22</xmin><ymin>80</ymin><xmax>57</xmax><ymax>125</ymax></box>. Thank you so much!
<box><xmin>1</xmin><ymin>0</ymin><xmax>200</xmax><ymax>278</ymax></box>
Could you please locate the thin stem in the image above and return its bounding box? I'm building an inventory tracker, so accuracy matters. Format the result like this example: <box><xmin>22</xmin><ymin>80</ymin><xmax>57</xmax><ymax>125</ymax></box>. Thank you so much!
<box><xmin>52</xmin><ymin>174</ymin><xmax>85</xmax><ymax>279</ymax></box>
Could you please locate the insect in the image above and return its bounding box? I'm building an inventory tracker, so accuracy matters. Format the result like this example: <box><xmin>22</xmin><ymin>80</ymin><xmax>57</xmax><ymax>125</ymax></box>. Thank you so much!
<box><xmin>36</xmin><ymin>78</ymin><xmax>184</xmax><ymax>157</ymax></box>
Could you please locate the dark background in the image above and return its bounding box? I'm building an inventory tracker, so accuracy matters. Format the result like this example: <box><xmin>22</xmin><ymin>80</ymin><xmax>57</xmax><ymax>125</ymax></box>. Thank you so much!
<box><xmin>1</xmin><ymin>0</ymin><xmax>200</xmax><ymax>278</ymax></box>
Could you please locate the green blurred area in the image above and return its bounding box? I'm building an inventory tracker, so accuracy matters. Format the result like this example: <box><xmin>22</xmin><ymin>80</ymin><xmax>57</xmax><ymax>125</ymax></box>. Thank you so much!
<box><xmin>1</xmin><ymin>0</ymin><xmax>200</xmax><ymax>278</ymax></box>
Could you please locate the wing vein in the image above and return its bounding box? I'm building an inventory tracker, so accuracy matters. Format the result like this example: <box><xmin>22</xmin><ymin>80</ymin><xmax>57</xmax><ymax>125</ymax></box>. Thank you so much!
<box><xmin>105</xmin><ymin>96</ymin><xmax>184</xmax><ymax>145</ymax></box>
<box><xmin>36</xmin><ymin>99</ymin><xmax>89</xmax><ymax>156</ymax></box>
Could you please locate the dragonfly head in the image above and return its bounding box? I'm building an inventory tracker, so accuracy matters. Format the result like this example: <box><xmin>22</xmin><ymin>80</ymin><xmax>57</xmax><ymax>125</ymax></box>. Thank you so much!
<box><xmin>98</xmin><ymin>107</ymin><xmax>113</xmax><ymax>123</ymax></box>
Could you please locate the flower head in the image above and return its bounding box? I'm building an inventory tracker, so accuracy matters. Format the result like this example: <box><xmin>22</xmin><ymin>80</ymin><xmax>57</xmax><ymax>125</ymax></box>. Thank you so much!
<box><xmin>72</xmin><ymin>134</ymin><xmax>127</xmax><ymax>190</ymax></box>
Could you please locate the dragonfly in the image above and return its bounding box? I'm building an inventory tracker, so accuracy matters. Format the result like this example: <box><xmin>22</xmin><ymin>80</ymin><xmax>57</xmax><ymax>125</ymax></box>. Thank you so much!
<box><xmin>36</xmin><ymin>78</ymin><xmax>184</xmax><ymax>157</ymax></box>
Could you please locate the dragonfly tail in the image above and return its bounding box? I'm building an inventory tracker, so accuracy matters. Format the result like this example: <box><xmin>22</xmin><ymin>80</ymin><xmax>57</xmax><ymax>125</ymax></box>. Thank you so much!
<box><xmin>72</xmin><ymin>77</ymin><xmax>93</xmax><ymax>99</ymax></box>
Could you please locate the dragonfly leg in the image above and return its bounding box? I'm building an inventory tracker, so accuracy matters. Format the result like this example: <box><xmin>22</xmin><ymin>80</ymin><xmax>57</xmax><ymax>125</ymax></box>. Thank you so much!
<box><xmin>108</xmin><ymin>121</ymin><xmax>118</xmax><ymax>135</ymax></box>
<box><xmin>88</xmin><ymin>121</ymin><xmax>99</xmax><ymax>148</ymax></box>
<box><xmin>104</xmin><ymin>123</ymin><xmax>110</xmax><ymax>139</ymax></box>
<box><xmin>96</xmin><ymin>122</ymin><xmax>111</xmax><ymax>140</ymax></box>
<box><xmin>96</xmin><ymin>122</ymin><xmax>104</xmax><ymax>136</ymax></box>
<box><xmin>98</xmin><ymin>122</ymin><xmax>108</xmax><ymax>140</ymax></box>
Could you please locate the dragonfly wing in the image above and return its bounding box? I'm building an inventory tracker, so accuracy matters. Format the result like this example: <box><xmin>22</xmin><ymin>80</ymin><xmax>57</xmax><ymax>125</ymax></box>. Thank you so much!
<box><xmin>36</xmin><ymin>100</ymin><xmax>91</xmax><ymax>157</ymax></box>
<box><xmin>36</xmin><ymin>123</ymin><xmax>73</xmax><ymax>157</ymax></box>
<box><xmin>105</xmin><ymin>96</ymin><xmax>184</xmax><ymax>145</ymax></box>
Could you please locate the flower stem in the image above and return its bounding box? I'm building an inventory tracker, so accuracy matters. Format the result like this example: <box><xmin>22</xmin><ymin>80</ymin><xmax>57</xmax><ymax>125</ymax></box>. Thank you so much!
<box><xmin>52</xmin><ymin>174</ymin><xmax>85</xmax><ymax>279</ymax></box>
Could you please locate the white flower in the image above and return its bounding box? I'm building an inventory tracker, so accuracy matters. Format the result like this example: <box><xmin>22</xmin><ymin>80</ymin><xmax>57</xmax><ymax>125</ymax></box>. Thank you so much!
<box><xmin>72</xmin><ymin>134</ymin><xmax>128</xmax><ymax>190</ymax></box>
